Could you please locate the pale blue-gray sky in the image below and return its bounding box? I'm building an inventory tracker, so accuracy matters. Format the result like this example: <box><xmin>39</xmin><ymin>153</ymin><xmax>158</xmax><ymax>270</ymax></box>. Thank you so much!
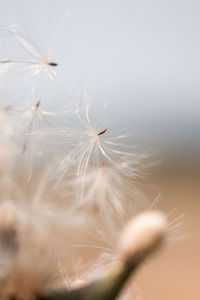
<box><xmin>0</xmin><ymin>0</ymin><xmax>200</xmax><ymax>169</ymax></box>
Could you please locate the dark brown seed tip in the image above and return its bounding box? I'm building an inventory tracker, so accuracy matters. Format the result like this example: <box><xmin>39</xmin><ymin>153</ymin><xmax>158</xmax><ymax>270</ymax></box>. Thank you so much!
<box><xmin>97</xmin><ymin>129</ymin><xmax>107</xmax><ymax>136</ymax></box>
<box><xmin>35</xmin><ymin>100</ymin><xmax>41</xmax><ymax>108</ymax></box>
<box><xmin>49</xmin><ymin>62</ymin><xmax>58</xmax><ymax>66</ymax></box>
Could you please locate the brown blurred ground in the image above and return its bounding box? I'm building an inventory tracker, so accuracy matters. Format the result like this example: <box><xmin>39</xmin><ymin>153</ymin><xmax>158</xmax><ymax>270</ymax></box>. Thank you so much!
<box><xmin>134</xmin><ymin>172</ymin><xmax>200</xmax><ymax>300</ymax></box>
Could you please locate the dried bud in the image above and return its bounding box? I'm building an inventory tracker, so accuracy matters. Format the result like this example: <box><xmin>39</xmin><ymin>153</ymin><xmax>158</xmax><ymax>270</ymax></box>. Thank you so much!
<box><xmin>119</xmin><ymin>211</ymin><xmax>167</xmax><ymax>265</ymax></box>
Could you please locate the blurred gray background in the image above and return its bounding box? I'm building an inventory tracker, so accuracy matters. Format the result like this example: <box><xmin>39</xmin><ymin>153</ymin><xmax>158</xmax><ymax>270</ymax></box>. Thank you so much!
<box><xmin>0</xmin><ymin>0</ymin><xmax>200</xmax><ymax>172</ymax></box>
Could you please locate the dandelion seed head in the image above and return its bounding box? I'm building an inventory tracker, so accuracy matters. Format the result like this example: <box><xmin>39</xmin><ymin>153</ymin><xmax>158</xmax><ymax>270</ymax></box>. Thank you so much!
<box><xmin>0</xmin><ymin>12</ymin><xmax>181</xmax><ymax>300</ymax></box>
<box><xmin>0</xmin><ymin>26</ymin><xmax>59</xmax><ymax>81</ymax></box>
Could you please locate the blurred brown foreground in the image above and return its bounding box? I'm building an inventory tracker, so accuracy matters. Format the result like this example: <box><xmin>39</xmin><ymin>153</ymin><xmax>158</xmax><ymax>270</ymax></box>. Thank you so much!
<box><xmin>134</xmin><ymin>169</ymin><xmax>200</xmax><ymax>300</ymax></box>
